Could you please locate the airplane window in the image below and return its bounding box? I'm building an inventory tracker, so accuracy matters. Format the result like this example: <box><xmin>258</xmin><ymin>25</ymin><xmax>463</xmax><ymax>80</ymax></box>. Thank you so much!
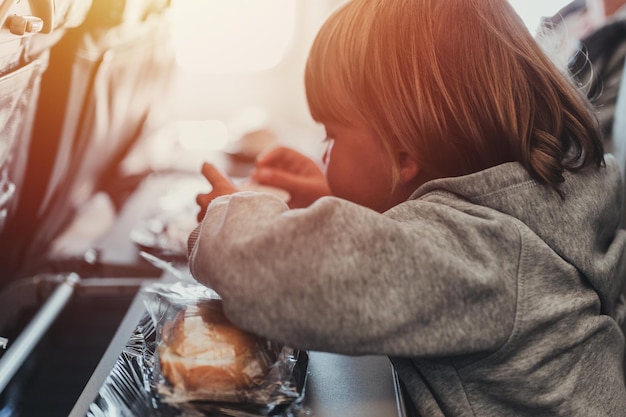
<box><xmin>170</xmin><ymin>0</ymin><xmax>297</xmax><ymax>74</ymax></box>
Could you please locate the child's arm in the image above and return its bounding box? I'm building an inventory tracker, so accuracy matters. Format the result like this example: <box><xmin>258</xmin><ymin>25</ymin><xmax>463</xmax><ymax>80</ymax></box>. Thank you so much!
<box><xmin>188</xmin><ymin>192</ymin><xmax>519</xmax><ymax>358</ymax></box>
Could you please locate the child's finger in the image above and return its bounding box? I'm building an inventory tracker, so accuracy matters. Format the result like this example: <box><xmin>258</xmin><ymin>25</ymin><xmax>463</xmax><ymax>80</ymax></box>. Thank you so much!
<box><xmin>201</xmin><ymin>163</ymin><xmax>231</xmax><ymax>188</ymax></box>
<box><xmin>256</xmin><ymin>146</ymin><xmax>304</xmax><ymax>171</ymax></box>
<box><xmin>253</xmin><ymin>168</ymin><xmax>302</xmax><ymax>193</ymax></box>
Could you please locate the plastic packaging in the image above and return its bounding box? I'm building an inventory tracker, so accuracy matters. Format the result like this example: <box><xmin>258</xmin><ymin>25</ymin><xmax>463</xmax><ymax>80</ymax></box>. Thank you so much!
<box><xmin>130</xmin><ymin>176</ymin><xmax>201</xmax><ymax>260</ymax></box>
<box><xmin>148</xmin><ymin>281</ymin><xmax>310</xmax><ymax>413</ymax></box>
<box><xmin>85</xmin><ymin>281</ymin><xmax>310</xmax><ymax>417</ymax></box>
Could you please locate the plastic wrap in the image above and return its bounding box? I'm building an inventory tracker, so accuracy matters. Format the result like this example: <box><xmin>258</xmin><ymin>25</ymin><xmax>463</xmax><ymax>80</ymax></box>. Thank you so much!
<box><xmin>86</xmin><ymin>281</ymin><xmax>311</xmax><ymax>417</ymax></box>
<box><xmin>130</xmin><ymin>174</ymin><xmax>203</xmax><ymax>261</ymax></box>
<box><xmin>130</xmin><ymin>210</ymin><xmax>198</xmax><ymax>260</ymax></box>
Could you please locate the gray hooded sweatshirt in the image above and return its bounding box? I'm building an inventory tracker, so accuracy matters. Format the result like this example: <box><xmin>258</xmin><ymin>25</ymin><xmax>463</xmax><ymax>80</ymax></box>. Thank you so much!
<box><xmin>188</xmin><ymin>155</ymin><xmax>626</xmax><ymax>416</ymax></box>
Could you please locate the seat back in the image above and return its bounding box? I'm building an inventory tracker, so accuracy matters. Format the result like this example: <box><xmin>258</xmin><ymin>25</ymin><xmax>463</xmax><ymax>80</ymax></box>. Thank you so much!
<box><xmin>0</xmin><ymin>0</ymin><xmax>175</xmax><ymax>280</ymax></box>
<box><xmin>0</xmin><ymin>0</ymin><xmax>88</xmax><ymax>284</ymax></box>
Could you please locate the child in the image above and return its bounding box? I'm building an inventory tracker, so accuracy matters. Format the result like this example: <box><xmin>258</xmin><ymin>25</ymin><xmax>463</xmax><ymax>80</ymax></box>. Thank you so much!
<box><xmin>189</xmin><ymin>0</ymin><xmax>626</xmax><ymax>415</ymax></box>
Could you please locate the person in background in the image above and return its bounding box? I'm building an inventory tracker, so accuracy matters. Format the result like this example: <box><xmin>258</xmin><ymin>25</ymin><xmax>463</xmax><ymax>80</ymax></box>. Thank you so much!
<box><xmin>555</xmin><ymin>0</ymin><xmax>626</xmax><ymax>153</ymax></box>
<box><xmin>191</xmin><ymin>0</ymin><xmax>626</xmax><ymax>415</ymax></box>
<box><xmin>548</xmin><ymin>0</ymin><xmax>626</xmax><ymax>227</ymax></box>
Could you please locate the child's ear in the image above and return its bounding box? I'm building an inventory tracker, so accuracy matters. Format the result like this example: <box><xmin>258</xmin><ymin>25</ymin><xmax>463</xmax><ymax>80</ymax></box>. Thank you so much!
<box><xmin>397</xmin><ymin>151</ymin><xmax>420</xmax><ymax>184</ymax></box>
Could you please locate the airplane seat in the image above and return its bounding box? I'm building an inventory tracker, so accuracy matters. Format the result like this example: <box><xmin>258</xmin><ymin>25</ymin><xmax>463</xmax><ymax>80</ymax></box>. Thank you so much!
<box><xmin>0</xmin><ymin>1</ymin><xmax>103</xmax><ymax>414</ymax></box>
<box><xmin>0</xmin><ymin>0</ymin><xmax>93</xmax><ymax>285</ymax></box>
<box><xmin>0</xmin><ymin>0</ymin><xmax>176</xmax><ymax>281</ymax></box>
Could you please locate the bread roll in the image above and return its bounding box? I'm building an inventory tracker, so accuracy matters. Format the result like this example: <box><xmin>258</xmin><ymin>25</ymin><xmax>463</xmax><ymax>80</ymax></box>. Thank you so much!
<box><xmin>158</xmin><ymin>302</ymin><xmax>267</xmax><ymax>394</ymax></box>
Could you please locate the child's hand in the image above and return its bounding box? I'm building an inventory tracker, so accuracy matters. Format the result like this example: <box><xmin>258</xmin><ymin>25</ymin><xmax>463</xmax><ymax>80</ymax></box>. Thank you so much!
<box><xmin>251</xmin><ymin>146</ymin><xmax>331</xmax><ymax>208</ymax></box>
<box><xmin>195</xmin><ymin>163</ymin><xmax>238</xmax><ymax>222</ymax></box>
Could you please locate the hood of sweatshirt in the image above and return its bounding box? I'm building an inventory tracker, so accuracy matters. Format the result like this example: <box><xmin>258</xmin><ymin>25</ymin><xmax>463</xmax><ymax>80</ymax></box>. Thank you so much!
<box><xmin>411</xmin><ymin>154</ymin><xmax>626</xmax><ymax>315</ymax></box>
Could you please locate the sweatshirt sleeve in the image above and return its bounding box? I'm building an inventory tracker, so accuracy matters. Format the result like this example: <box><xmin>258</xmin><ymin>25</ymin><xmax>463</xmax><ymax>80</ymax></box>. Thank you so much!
<box><xmin>188</xmin><ymin>191</ymin><xmax>519</xmax><ymax>358</ymax></box>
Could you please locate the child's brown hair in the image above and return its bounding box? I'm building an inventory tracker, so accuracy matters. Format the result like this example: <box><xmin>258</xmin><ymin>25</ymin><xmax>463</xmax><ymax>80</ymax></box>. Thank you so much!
<box><xmin>305</xmin><ymin>0</ymin><xmax>604</xmax><ymax>191</ymax></box>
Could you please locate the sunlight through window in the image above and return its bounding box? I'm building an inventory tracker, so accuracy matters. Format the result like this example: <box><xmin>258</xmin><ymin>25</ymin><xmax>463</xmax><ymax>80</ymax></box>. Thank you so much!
<box><xmin>171</xmin><ymin>0</ymin><xmax>296</xmax><ymax>74</ymax></box>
